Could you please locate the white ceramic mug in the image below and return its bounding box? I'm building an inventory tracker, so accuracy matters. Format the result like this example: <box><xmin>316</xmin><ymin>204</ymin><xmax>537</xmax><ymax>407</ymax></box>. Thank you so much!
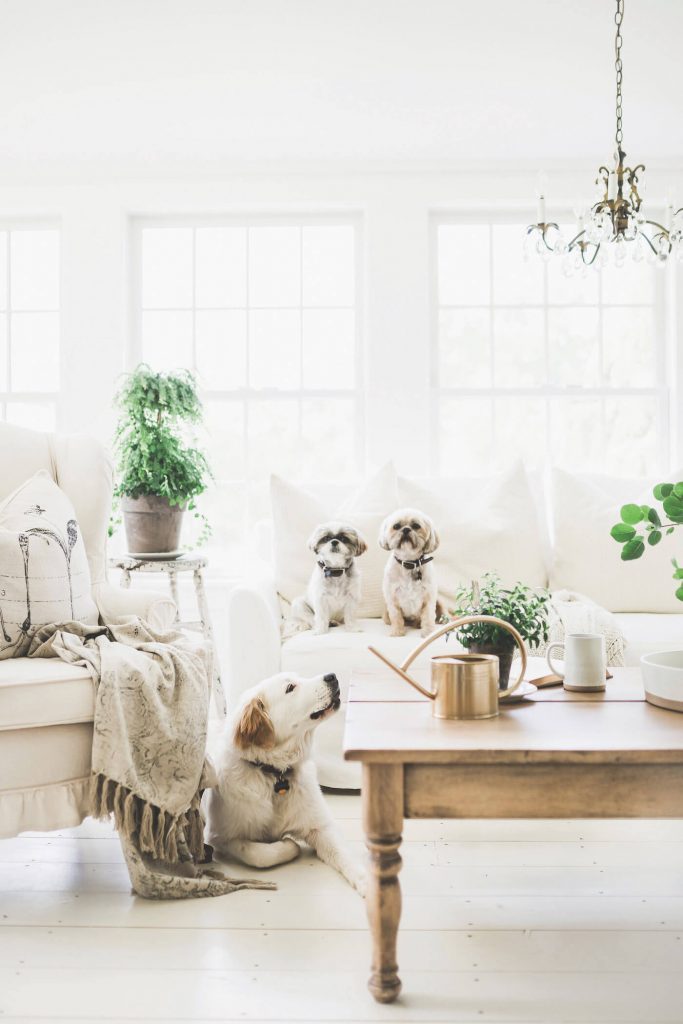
<box><xmin>546</xmin><ymin>633</ymin><xmax>606</xmax><ymax>692</ymax></box>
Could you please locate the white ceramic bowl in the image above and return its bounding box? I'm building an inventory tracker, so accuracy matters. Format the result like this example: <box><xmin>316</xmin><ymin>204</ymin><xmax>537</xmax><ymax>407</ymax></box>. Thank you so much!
<box><xmin>641</xmin><ymin>650</ymin><xmax>683</xmax><ymax>712</ymax></box>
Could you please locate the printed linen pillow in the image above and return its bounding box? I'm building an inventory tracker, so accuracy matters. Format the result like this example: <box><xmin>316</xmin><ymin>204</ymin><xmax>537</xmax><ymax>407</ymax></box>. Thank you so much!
<box><xmin>0</xmin><ymin>471</ymin><xmax>98</xmax><ymax>659</ymax></box>
<box><xmin>271</xmin><ymin>462</ymin><xmax>398</xmax><ymax>619</ymax></box>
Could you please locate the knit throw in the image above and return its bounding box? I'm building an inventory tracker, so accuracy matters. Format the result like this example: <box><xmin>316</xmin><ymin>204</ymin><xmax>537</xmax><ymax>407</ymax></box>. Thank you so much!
<box><xmin>26</xmin><ymin>619</ymin><xmax>275</xmax><ymax>900</ymax></box>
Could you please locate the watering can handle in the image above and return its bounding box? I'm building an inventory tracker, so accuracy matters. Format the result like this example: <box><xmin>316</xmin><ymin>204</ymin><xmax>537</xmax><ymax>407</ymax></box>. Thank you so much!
<box><xmin>400</xmin><ymin>614</ymin><xmax>528</xmax><ymax>698</ymax></box>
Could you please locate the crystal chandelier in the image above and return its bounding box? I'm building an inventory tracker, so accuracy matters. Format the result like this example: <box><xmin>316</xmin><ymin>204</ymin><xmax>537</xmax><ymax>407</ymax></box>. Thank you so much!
<box><xmin>527</xmin><ymin>0</ymin><xmax>682</xmax><ymax>270</ymax></box>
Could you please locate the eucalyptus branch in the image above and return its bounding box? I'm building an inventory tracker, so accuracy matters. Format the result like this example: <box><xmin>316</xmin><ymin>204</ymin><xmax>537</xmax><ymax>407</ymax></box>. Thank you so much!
<box><xmin>610</xmin><ymin>481</ymin><xmax>683</xmax><ymax>602</ymax></box>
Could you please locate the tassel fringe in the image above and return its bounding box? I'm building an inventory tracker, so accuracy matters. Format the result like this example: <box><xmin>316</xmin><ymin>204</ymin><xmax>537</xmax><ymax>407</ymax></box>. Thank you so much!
<box><xmin>88</xmin><ymin>772</ymin><xmax>207</xmax><ymax>867</ymax></box>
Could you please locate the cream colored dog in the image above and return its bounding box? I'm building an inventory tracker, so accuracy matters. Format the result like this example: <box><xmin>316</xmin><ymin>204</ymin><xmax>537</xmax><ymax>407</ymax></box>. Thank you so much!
<box><xmin>206</xmin><ymin>671</ymin><xmax>366</xmax><ymax>894</ymax></box>
<box><xmin>380</xmin><ymin>507</ymin><xmax>441</xmax><ymax>637</ymax></box>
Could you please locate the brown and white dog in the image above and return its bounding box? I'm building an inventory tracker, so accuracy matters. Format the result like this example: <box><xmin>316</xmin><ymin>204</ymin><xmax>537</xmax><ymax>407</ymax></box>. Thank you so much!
<box><xmin>379</xmin><ymin>508</ymin><xmax>441</xmax><ymax>637</ymax></box>
<box><xmin>206</xmin><ymin>671</ymin><xmax>366</xmax><ymax>894</ymax></box>
<box><xmin>288</xmin><ymin>522</ymin><xmax>367</xmax><ymax>635</ymax></box>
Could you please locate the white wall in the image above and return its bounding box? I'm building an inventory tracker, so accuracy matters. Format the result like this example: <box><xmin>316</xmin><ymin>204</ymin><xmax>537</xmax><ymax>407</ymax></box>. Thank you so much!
<box><xmin>2</xmin><ymin>165</ymin><xmax>682</xmax><ymax>472</ymax></box>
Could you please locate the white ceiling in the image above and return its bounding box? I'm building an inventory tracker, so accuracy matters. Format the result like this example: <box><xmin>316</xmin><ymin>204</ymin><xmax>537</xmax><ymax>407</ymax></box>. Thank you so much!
<box><xmin>0</xmin><ymin>0</ymin><xmax>680</xmax><ymax>179</ymax></box>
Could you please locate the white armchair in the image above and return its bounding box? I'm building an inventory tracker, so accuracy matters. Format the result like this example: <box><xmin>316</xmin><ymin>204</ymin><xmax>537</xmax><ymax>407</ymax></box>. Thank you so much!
<box><xmin>0</xmin><ymin>422</ymin><xmax>176</xmax><ymax>839</ymax></box>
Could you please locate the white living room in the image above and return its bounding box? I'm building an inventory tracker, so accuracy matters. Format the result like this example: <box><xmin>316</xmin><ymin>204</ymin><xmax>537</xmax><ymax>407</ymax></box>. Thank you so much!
<box><xmin>2</xmin><ymin>1</ymin><xmax>683</xmax><ymax>1021</ymax></box>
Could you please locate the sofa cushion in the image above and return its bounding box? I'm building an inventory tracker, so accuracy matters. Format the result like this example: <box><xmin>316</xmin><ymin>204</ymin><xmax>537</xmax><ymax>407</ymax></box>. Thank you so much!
<box><xmin>615</xmin><ymin>613</ymin><xmax>683</xmax><ymax>666</ymax></box>
<box><xmin>550</xmin><ymin>468</ymin><xmax>683</xmax><ymax>613</ymax></box>
<box><xmin>0</xmin><ymin>470</ymin><xmax>99</xmax><ymax>659</ymax></box>
<box><xmin>0</xmin><ymin>657</ymin><xmax>94</xmax><ymax>730</ymax></box>
<box><xmin>271</xmin><ymin>463</ymin><xmax>398</xmax><ymax>618</ymax></box>
<box><xmin>397</xmin><ymin>462</ymin><xmax>548</xmax><ymax>606</ymax></box>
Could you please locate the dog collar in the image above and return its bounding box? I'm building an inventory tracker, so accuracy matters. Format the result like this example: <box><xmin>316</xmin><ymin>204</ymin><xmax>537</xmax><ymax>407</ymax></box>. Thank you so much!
<box><xmin>318</xmin><ymin>560</ymin><xmax>351</xmax><ymax>578</ymax></box>
<box><xmin>246</xmin><ymin>759</ymin><xmax>294</xmax><ymax>795</ymax></box>
<box><xmin>394</xmin><ymin>554</ymin><xmax>434</xmax><ymax>572</ymax></box>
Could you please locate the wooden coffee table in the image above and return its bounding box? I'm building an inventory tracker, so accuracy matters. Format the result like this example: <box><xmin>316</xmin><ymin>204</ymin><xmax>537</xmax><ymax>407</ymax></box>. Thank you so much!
<box><xmin>343</xmin><ymin>661</ymin><xmax>683</xmax><ymax>1003</ymax></box>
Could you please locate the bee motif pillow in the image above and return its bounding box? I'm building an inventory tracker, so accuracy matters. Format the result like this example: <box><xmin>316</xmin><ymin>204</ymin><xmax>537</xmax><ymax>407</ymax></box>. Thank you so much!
<box><xmin>0</xmin><ymin>471</ymin><xmax>99</xmax><ymax>659</ymax></box>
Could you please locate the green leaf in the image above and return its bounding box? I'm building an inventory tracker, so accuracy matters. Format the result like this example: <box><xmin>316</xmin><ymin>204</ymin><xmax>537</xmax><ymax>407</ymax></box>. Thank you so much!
<box><xmin>677</xmin><ymin>584</ymin><xmax>683</xmax><ymax>602</ymax></box>
<box><xmin>610</xmin><ymin>523</ymin><xmax>636</xmax><ymax>543</ymax></box>
<box><xmin>667</xmin><ymin>527</ymin><xmax>675</xmax><ymax>535</ymax></box>
<box><xmin>654</xmin><ymin>483</ymin><xmax>674</xmax><ymax>500</ymax></box>
<box><xmin>674</xmin><ymin>482</ymin><xmax>683</xmax><ymax>499</ymax></box>
<box><xmin>663</xmin><ymin>495</ymin><xmax>683</xmax><ymax>523</ymax></box>
<box><xmin>648</xmin><ymin>507</ymin><xmax>662</xmax><ymax>527</ymax></box>
<box><xmin>674</xmin><ymin>568</ymin><xmax>683</xmax><ymax>580</ymax></box>
<box><xmin>647</xmin><ymin>530</ymin><xmax>662</xmax><ymax>546</ymax></box>
<box><xmin>620</xmin><ymin>504</ymin><xmax>644</xmax><ymax>525</ymax></box>
<box><xmin>621</xmin><ymin>538</ymin><xmax>645</xmax><ymax>561</ymax></box>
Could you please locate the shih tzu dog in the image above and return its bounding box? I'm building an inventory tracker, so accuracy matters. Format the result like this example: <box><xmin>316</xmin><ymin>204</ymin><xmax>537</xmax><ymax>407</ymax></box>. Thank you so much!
<box><xmin>379</xmin><ymin>508</ymin><xmax>441</xmax><ymax>637</ymax></box>
<box><xmin>288</xmin><ymin>522</ymin><xmax>367</xmax><ymax>635</ymax></box>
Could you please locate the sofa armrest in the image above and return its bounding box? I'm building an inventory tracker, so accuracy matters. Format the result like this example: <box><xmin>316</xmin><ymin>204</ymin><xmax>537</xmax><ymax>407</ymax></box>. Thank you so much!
<box><xmin>93</xmin><ymin>580</ymin><xmax>177</xmax><ymax>632</ymax></box>
<box><xmin>225</xmin><ymin>573</ymin><xmax>281</xmax><ymax>709</ymax></box>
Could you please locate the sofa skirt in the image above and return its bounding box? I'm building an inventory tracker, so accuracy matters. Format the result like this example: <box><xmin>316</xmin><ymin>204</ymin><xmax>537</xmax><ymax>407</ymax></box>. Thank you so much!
<box><xmin>0</xmin><ymin>721</ymin><xmax>92</xmax><ymax>838</ymax></box>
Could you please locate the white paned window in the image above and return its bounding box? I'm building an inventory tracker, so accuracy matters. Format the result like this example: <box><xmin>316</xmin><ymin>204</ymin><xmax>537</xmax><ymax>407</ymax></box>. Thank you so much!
<box><xmin>0</xmin><ymin>226</ymin><xmax>59</xmax><ymax>431</ymax></box>
<box><xmin>134</xmin><ymin>218</ymin><xmax>362</xmax><ymax>557</ymax></box>
<box><xmin>433</xmin><ymin>217</ymin><xmax>667</xmax><ymax>477</ymax></box>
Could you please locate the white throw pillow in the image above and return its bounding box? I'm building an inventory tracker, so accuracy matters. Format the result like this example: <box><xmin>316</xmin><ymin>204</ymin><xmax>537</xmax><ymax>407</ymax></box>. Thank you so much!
<box><xmin>396</xmin><ymin>462</ymin><xmax>548</xmax><ymax>608</ymax></box>
<box><xmin>0</xmin><ymin>471</ymin><xmax>98</xmax><ymax>659</ymax></box>
<box><xmin>550</xmin><ymin>467</ymin><xmax>683</xmax><ymax>613</ymax></box>
<box><xmin>271</xmin><ymin>463</ymin><xmax>398</xmax><ymax>618</ymax></box>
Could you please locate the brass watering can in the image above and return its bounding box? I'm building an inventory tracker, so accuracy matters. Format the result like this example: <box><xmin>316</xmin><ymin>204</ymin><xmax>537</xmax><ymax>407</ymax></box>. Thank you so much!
<box><xmin>368</xmin><ymin>615</ymin><xmax>527</xmax><ymax>720</ymax></box>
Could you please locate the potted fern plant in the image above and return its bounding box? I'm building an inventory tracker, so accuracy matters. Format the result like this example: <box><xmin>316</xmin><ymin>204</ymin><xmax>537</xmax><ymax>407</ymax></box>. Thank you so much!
<box><xmin>449</xmin><ymin>573</ymin><xmax>550</xmax><ymax>688</ymax></box>
<box><xmin>114</xmin><ymin>365</ymin><xmax>212</xmax><ymax>555</ymax></box>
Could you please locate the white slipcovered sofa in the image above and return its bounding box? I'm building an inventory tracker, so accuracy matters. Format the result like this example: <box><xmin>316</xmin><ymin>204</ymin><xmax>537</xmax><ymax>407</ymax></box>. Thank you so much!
<box><xmin>226</xmin><ymin>464</ymin><xmax>683</xmax><ymax>789</ymax></box>
<box><xmin>0</xmin><ymin>423</ymin><xmax>176</xmax><ymax>840</ymax></box>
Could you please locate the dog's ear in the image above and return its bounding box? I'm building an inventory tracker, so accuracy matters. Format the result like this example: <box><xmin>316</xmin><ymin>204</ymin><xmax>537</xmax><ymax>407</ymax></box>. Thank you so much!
<box><xmin>378</xmin><ymin>514</ymin><xmax>393</xmax><ymax>551</ymax></box>
<box><xmin>234</xmin><ymin>697</ymin><xmax>275</xmax><ymax>750</ymax></box>
<box><xmin>423</xmin><ymin>516</ymin><xmax>440</xmax><ymax>555</ymax></box>
<box><xmin>352</xmin><ymin>529</ymin><xmax>368</xmax><ymax>556</ymax></box>
<box><xmin>307</xmin><ymin>526</ymin><xmax>324</xmax><ymax>553</ymax></box>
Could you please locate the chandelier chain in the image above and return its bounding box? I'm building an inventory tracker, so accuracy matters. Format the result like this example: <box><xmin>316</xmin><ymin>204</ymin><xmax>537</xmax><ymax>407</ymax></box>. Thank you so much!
<box><xmin>615</xmin><ymin>0</ymin><xmax>624</xmax><ymax>147</ymax></box>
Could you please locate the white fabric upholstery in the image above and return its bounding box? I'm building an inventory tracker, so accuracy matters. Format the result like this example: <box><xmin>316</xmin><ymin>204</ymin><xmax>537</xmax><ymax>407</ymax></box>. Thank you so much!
<box><xmin>615</xmin><ymin>613</ymin><xmax>683</xmax><ymax>665</ymax></box>
<box><xmin>0</xmin><ymin>423</ymin><xmax>177</xmax><ymax>839</ymax></box>
<box><xmin>550</xmin><ymin>467</ymin><xmax>683</xmax><ymax>613</ymax></box>
<box><xmin>397</xmin><ymin>463</ymin><xmax>548</xmax><ymax>602</ymax></box>
<box><xmin>227</xmin><ymin>465</ymin><xmax>683</xmax><ymax>789</ymax></box>
<box><xmin>0</xmin><ymin>658</ymin><xmax>94</xmax><ymax>730</ymax></box>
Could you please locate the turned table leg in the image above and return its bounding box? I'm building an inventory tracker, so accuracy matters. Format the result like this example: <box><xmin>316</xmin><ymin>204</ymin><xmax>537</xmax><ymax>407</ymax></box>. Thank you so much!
<box><xmin>363</xmin><ymin>762</ymin><xmax>403</xmax><ymax>1003</ymax></box>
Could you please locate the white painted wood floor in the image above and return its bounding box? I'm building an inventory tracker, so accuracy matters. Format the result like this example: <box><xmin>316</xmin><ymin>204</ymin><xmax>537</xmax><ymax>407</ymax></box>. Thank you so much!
<box><xmin>2</xmin><ymin>795</ymin><xmax>683</xmax><ymax>1023</ymax></box>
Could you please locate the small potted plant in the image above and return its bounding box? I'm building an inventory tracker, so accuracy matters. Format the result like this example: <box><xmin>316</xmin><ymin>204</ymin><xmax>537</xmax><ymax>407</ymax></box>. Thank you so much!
<box><xmin>114</xmin><ymin>365</ymin><xmax>212</xmax><ymax>555</ymax></box>
<box><xmin>609</xmin><ymin>481</ymin><xmax>683</xmax><ymax>602</ymax></box>
<box><xmin>449</xmin><ymin>573</ymin><xmax>550</xmax><ymax>688</ymax></box>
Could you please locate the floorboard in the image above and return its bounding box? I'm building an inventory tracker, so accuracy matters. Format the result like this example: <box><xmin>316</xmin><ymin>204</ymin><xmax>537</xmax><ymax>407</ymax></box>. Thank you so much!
<box><xmin>1</xmin><ymin>794</ymin><xmax>682</xmax><ymax>1022</ymax></box>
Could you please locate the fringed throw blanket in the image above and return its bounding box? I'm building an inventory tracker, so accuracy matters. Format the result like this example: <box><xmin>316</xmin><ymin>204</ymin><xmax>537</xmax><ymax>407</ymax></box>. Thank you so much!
<box><xmin>26</xmin><ymin>619</ymin><xmax>275</xmax><ymax>900</ymax></box>
<box><xmin>530</xmin><ymin>589</ymin><xmax>626</xmax><ymax>667</ymax></box>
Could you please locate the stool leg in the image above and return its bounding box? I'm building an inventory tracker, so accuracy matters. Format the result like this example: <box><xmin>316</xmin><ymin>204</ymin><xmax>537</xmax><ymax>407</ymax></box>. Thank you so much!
<box><xmin>193</xmin><ymin>569</ymin><xmax>227</xmax><ymax>718</ymax></box>
<box><xmin>168</xmin><ymin>570</ymin><xmax>180</xmax><ymax>622</ymax></box>
<box><xmin>121</xmin><ymin>569</ymin><xmax>132</xmax><ymax>590</ymax></box>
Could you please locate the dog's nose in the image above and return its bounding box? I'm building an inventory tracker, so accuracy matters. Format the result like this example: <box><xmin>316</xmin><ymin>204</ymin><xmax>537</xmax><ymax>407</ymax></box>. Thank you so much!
<box><xmin>330</xmin><ymin>539</ymin><xmax>339</xmax><ymax>547</ymax></box>
<box><xmin>324</xmin><ymin>673</ymin><xmax>338</xmax><ymax>685</ymax></box>
<box><xmin>401</xmin><ymin>525</ymin><xmax>411</xmax><ymax>534</ymax></box>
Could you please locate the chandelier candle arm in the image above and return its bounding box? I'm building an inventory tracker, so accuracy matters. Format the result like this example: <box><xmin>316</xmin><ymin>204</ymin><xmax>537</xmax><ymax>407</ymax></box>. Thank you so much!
<box><xmin>526</xmin><ymin>0</ymin><xmax>681</xmax><ymax>270</ymax></box>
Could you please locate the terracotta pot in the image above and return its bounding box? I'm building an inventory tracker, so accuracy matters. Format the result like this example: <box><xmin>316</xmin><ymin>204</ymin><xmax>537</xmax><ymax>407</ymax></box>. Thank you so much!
<box><xmin>122</xmin><ymin>495</ymin><xmax>185</xmax><ymax>554</ymax></box>
<box><xmin>469</xmin><ymin>641</ymin><xmax>515</xmax><ymax>690</ymax></box>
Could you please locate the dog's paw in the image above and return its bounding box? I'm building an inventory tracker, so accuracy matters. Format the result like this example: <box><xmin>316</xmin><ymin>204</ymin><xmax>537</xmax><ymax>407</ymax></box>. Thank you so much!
<box><xmin>345</xmin><ymin>622</ymin><xmax>362</xmax><ymax>633</ymax></box>
<box><xmin>421</xmin><ymin>625</ymin><xmax>436</xmax><ymax>638</ymax></box>
<box><xmin>276</xmin><ymin>838</ymin><xmax>302</xmax><ymax>864</ymax></box>
<box><xmin>389</xmin><ymin>626</ymin><xmax>406</xmax><ymax>638</ymax></box>
<box><xmin>312</xmin><ymin>626</ymin><xmax>329</xmax><ymax>636</ymax></box>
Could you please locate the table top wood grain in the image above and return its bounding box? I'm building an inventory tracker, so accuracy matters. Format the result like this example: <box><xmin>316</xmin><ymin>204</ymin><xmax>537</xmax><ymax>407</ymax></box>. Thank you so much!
<box><xmin>343</xmin><ymin>659</ymin><xmax>683</xmax><ymax>765</ymax></box>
